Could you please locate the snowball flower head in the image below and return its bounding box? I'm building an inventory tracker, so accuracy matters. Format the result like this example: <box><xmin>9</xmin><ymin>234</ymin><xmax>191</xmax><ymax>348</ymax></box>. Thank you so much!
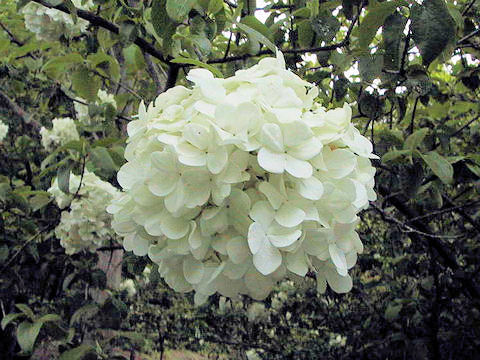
<box><xmin>49</xmin><ymin>170</ymin><xmax>119</xmax><ymax>254</ymax></box>
<box><xmin>0</xmin><ymin>121</ymin><xmax>8</xmax><ymax>142</ymax></box>
<box><xmin>22</xmin><ymin>0</ymin><xmax>94</xmax><ymax>42</ymax></box>
<box><xmin>40</xmin><ymin>117</ymin><xmax>80</xmax><ymax>150</ymax></box>
<box><xmin>109</xmin><ymin>51</ymin><xmax>377</xmax><ymax>304</ymax></box>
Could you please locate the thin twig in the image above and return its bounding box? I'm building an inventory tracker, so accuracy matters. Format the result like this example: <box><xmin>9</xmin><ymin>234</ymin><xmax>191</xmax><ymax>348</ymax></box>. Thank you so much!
<box><xmin>0</xmin><ymin>22</ymin><xmax>24</xmax><ymax>46</ymax></box>
<box><xmin>0</xmin><ymin>89</ymin><xmax>40</xmax><ymax>130</ymax></box>
<box><xmin>143</xmin><ymin>52</ymin><xmax>164</xmax><ymax>96</ymax></box>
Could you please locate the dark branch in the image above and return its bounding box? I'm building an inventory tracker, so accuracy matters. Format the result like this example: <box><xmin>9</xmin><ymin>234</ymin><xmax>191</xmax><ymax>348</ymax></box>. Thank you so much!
<box><xmin>32</xmin><ymin>0</ymin><xmax>169</xmax><ymax>64</ymax></box>
<box><xmin>0</xmin><ymin>89</ymin><xmax>40</xmax><ymax>131</ymax></box>
<box><xmin>143</xmin><ymin>52</ymin><xmax>164</xmax><ymax>96</ymax></box>
<box><xmin>0</xmin><ymin>22</ymin><xmax>24</xmax><ymax>46</ymax></box>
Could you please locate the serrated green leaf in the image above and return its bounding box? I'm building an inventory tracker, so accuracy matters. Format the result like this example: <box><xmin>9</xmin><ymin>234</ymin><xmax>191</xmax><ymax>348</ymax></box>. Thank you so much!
<box><xmin>384</xmin><ymin>303</ymin><xmax>402</xmax><ymax>321</ymax></box>
<box><xmin>208</xmin><ymin>0</ymin><xmax>223</xmax><ymax>14</ymax></box>
<box><xmin>420</xmin><ymin>151</ymin><xmax>454</xmax><ymax>184</ymax></box>
<box><xmin>404</xmin><ymin>128</ymin><xmax>429</xmax><ymax>150</ymax></box>
<box><xmin>236</xmin><ymin>21</ymin><xmax>277</xmax><ymax>53</ymax></box>
<box><xmin>311</xmin><ymin>11</ymin><xmax>340</xmax><ymax>43</ymax></box>
<box><xmin>151</xmin><ymin>0</ymin><xmax>177</xmax><ymax>53</ymax></box>
<box><xmin>358</xmin><ymin>0</ymin><xmax>407</xmax><ymax>49</ymax></box>
<box><xmin>382</xmin><ymin>11</ymin><xmax>407</xmax><ymax>70</ymax></box>
<box><xmin>410</xmin><ymin>0</ymin><xmax>456</xmax><ymax>66</ymax></box>
<box><xmin>41</xmin><ymin>54</ymin><xmax>84</xmax><ymax>78</ymax></box>
<box><xmin>166</xmin><ymin>0</ymin><xmax>196</xmax><ymax>22</ymax></box>
<box><xmin>72</xmin><ymin>67</ymin><xmax>101</xmax><ymax>102</ymax></box>
<box><xmin>298</xmin><ymin>20</ymin><xmax>314</xmax><ymax>48</ymax></box>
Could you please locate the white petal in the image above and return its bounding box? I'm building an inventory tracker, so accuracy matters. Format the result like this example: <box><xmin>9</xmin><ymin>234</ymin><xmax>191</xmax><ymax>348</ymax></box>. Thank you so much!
<box><xmin>328</xmin><ymin>244</ymin><xmax>348</xmax><ymax>276</ymax></box>
<box><xmin>275</xmin><ymin>203</ymin><xmax>306</xmax><ymax>228</ymax></box>
<box><xmin>252</xmin><ymin>240</ymin><xmax>282</xmax><ymax>275</ymax></box>
<box><xmin>257</xmin><ymin>148</ymin><xmax>286</xmax><ymax>174</ymax></box>
<box><xmin>177</xmin><ymin>143</ymin><xmax>207</xmax><ymax>167</ymax></box>
<box><xmin>144</xmin><ymin>213</ymin><xmax>164</xmax><ymax>236</ymax></box>
<box><xmin>164</xmin><ymin>185</ymin><xmax>186</xmax><ymax>213</ymax></box>
<box><xmin>268</xmin><ymin>228</ymin><xmax>302</xmax><ymax>248</ymax></box>
<box><xmin>183</xmin><ymin>123</ymin><xmax>210</xmax><ymax>149</ymax></box>
<box><xmin>183</xmin><ymin>257</ymin><xmax>205</xmax><ymax>284</ymax></box>
<box><xmin>207</xmin><ymin>146</ymin><xmax>228</xmax><ymax>174</ymax></box>
<box><xmin>286</xmin><ymin>250</ymin><xmax>309</xmax><ymax>276</ymax></box>
<box><xmin>284</xmin><ymin>155</ymin><xmax>312</xmax><ymax>179</ymax></box>
<box><xmin>260</xmin><ymin>123</ymin><xmax>284</xmax><ymax>152</ymax></box>
<box><xmin>226</xmin><ymin>236</ymin><xmax>250</xmax><ymax>264</ymax></box>
<box><xmin>282</xmin><ymin>121</ymin><xmax>313</xmax><ymax>147</ymax></box>
<box><xmin>296</xmin><ymin>176</ymin><xmax>324</xmax><ymax>200</ymax></box>
<box><xmin>247</xmin><ymin>222</ymin><xmax>267</xmax><ymax>255</ymax></box>
<box><xmin>258</xmin><ymin>181</ymin><xmax>285</xmax><ymax>209</ymax></box>
<box><xmin>325</xmin><ymin>267</ymin><xmax>353</xmax><ymax>293</ymax></box>
<box><xmin>249</xmin><ymin>201</ymin><xmax>275</xmax><ymax>227</ymax></box>
<box><xmin>160</xmin><ymin>212</ymin><xmax>190</xmax><ymax>240</ymax></box>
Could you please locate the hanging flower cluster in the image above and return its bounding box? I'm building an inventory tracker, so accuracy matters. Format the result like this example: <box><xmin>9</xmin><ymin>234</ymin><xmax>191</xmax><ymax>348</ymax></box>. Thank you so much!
<box><xmin>49</xmin><ymin>170</ymin><xmax>119</xmax><ymax>255</ymax></box>
<box><xmin>40</xmin><ymin>117</ymin><xmax>80</xmax><ymax>150</ymax></box>
<box><xmin>0</xmin><ymin>120</ymin><xmax>8</xmax><ymax>142</ymax></box>
<box><xmin>75</xmin><ymin>89</ymin><xmax>118</xmax><ymax>125</ymax></box>
<box><xmin>108</xmin><ymin>51</ymin><xmax>377</xmax><ymax>304</ymax></box>
<box><xmin>22</xmin><ymin>0</ymin><xmax>94</xmax><ymax>42</ymax></box>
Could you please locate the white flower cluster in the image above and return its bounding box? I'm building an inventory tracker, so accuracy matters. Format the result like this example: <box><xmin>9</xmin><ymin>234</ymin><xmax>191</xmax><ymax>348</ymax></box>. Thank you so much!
<box><xmin>22</xmin><ymin>0</ymin><xmax>94</xmax><ymax>42</ymax></box>
<box><xmin>108</xmin><ymin>51</ymin><xmax>377</xmax><ymax>304</ymax></box>
<box><xmin>49</xmin><ymin>170</ymin><xmax>119</xmax><ymax>255</ymax></box>
<box><xmin>0</xmin><ymin>120</ymin><xmax>8</xmax><ymax>142</ymax></box>
<box><xmin>75</xmin><ymin>89</ymin><xmax>118</xmax><ymax>125</ymax></box>
<box><xmin>40</xmin><ymin>117</ymin><xmax>80</xmax><ymax>150</ymax></box>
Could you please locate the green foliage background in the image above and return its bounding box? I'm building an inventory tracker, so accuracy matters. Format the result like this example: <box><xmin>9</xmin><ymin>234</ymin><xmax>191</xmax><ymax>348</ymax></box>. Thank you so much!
<box><xmin>0</xmin><ymin>0</ymin><xmax>480</xmax><ymax>359</ymax></box>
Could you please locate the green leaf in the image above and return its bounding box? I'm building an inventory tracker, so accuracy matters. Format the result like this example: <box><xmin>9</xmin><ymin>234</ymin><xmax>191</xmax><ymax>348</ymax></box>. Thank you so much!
<box><xmin>15</xmin><ymin>304</ymin><xmax>35</xmax><ymax>321</ymax></box>
<box><xmin>57</xmin><ymin>162</ymin><xmax>72</xmax><ymax>194</ymax></box>
<box><xmin>410</xmin><ymin>0</ymin><xmax>456</xmax><ymax>66</ymax></box>
<box><xmin>166</xmin><ymin>0</ymin><xmax>196</xmax><ymax>22</ymax></box>
<box><xmin>0</xmin><ymin>244</ymin><xmax>8</xmax><ymax>264</ymax></box>
<box><xmin>1</xmin><ymin>313</ymin><xmax>24</xmax><ymax>330</ymax></box>
<box><xmin>151</xmin><ymin>0</ymin><xmax>177</xmax><ymax>53</ymax></box>
<box><xmin>171</xmin><ymin>57</ymin><xmax>223</xmax><ymax>78</ymax></box>
<box><xmin>89</xmin><ymin>147</ymin><xmax>118</xmax><ymax>177</ymax></box>
<box><xmin>59</xmin><ymin>344</ymin><xmax>95</xmax><ymax>360</ymax></box>
<box><xmin>333</xmin><ymin>76</ymin><xmax>350</xmax><ymax>102</ymax></box>
<box><xmin>358</xmin><ymin>0</ymin><xmax>407</xmax><ymax>49</ymax></box>
<box><xmin>298</xmin><ymin>20</ymin><xmax>314</xmax><ymax>48</ymax></box>
<box><xmin>70</xmin><ymin>304</ymin><xmax>99</xmax><ymax>326</ymax></box>
<box><xmin>236</xmin><ymin>21</ymin><xmax>277</xmax><ymax>53</ymax></box>
<box><xmin>311</xmin><ymin>11</ymin><xmax>340</xmax><ymax>43</ymax></box>
<box><xmin>404</xmin><ymin>128</ymin><xmax>429</xmax><ymax>150</ymax></box>
<box><xmin>37</xmin><ymin>314</ymin><xmax>62</xmax><ymax>325</ymax></box>
<box><xmin>72</xmin><ymin>67</ymin><xmax>101</xmax><ymax>102</ymax></box>
<box><xmin>42</xmin><ymin>54</ymin><xmax>84</xmax><ymax>78</ymax></box>
<box><xmin>30</xmin><ymin>194</ymin><xmax>52</xmax><ymax>212</ymax></box>
<box><xmin>358</xmin><ymin>54</ymin><xmax>384</xmax><ymax>83</ymax></box>
<box><xmin>384</xmin><ymin>303</ymin><xmax>403</xmax><ymax>321</ymax></box>
<box><xmin>16</xmin><ymin>320</ymin><xmax>43</xmax><ymax>353</ymax></box>
<box><xmin>420</xmin><ymin>151</ymin><xmax>454</xmax><ymax>184</ymax></box>
<box><xmin>382</xmin><ymin>11</ymin><xmax>407</xmax><ymax>71</ymax></box>
<box><xmin>208</xmin><ymin>0</ymin><xmax>223</xmax><ymax>14</ymax></box>
<box><xmin>382</xmin><ymin>149</ymin><xmax>411</xmax><ymax>162</ymax></box>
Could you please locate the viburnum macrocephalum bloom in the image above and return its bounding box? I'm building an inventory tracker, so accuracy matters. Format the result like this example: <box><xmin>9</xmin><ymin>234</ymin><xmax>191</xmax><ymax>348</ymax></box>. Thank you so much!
<box><xmin>40</xmin><ymin>117</ymin><xmax>80</xmax><ymax>150</ymax></box>
<box><xmin>49</xmin><ymin>170</ymin><xmax>119</xmax><ymax>255</ymax></box>
<box><xmin>22</xmin><ymin>0</ymin><xmax>94</xmax><ymax>42</ymax></box>
<box><xmin>108</xmin><ymin>51</ymin><xmax>377</xmax><ymax>304</ymax></box>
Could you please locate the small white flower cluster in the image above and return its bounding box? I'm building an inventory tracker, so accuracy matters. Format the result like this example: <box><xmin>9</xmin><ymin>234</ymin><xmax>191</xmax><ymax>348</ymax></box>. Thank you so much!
<box><xmin>0</xmin><ymin>120</ymin><xmax>8</xmax><ymax>142</ymax></box>
<box><xmin>75</xmin><ymin>89</ymin><xmax>118</xmax><ymax>125</ymax></box>
<box><xmin>40</xmin><ymin>117</ymin><xmax>80</xmax><ymax>150</ymax></box>
<box><xmin>49</xmin><ymin>170</ymin><xmax>119</xmax><ymax>255</ymax></box>
<box><xmin>22</xmin><ymin>0</ymin><xmax>94</xmax><ymax>42</ymax></box>
<box><xmin>108</xmin><ymin>51</ymin><xmax>377</xmax><ymax>304</ymax></box>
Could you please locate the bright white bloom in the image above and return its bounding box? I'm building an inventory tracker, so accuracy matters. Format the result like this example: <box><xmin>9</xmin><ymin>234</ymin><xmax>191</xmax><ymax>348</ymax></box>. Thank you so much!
<box><xmin>49</xmin><ymin>170</ymin><xmax>119</xmax><ymax>254</ymax></box>
<box><xmin>109</xmin><ymin>51</ymin><xmax>377</xmax><ymax>303</ymax></box>
<box><xmin>0</xmin><ymin>121</ymin><xmax>8</xmax><ymax>142</ymax></box>
<box><xmin>22</xmin><ymin>0</ymin><xmax>94</xmax><ymax>42</ymax></box>
<box><xmin>75</xmin><ymin>89</ymin><xmax>118</xmax><ymax>125</ymax></box>
<box><xmin>40</xmin><ymin>117</ymin><xmax>80</xmax><ymax>150</ymax></box>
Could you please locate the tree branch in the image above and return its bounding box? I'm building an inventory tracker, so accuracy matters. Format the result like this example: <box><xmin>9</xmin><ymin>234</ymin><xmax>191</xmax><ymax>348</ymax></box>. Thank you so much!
<box><xmin>0</xmin><ymin>89</ymin><xmax>40</xmax><ymax>131</ymax></box>
<box><xmin>143</xmin><ymin>52</ymin><xmax>164</xmax><ymax>96</ymax></box>
<box><xmin>31</xmin><ymin>0</ymin><xmax>169</xmax><ymax>64</ymax></box>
